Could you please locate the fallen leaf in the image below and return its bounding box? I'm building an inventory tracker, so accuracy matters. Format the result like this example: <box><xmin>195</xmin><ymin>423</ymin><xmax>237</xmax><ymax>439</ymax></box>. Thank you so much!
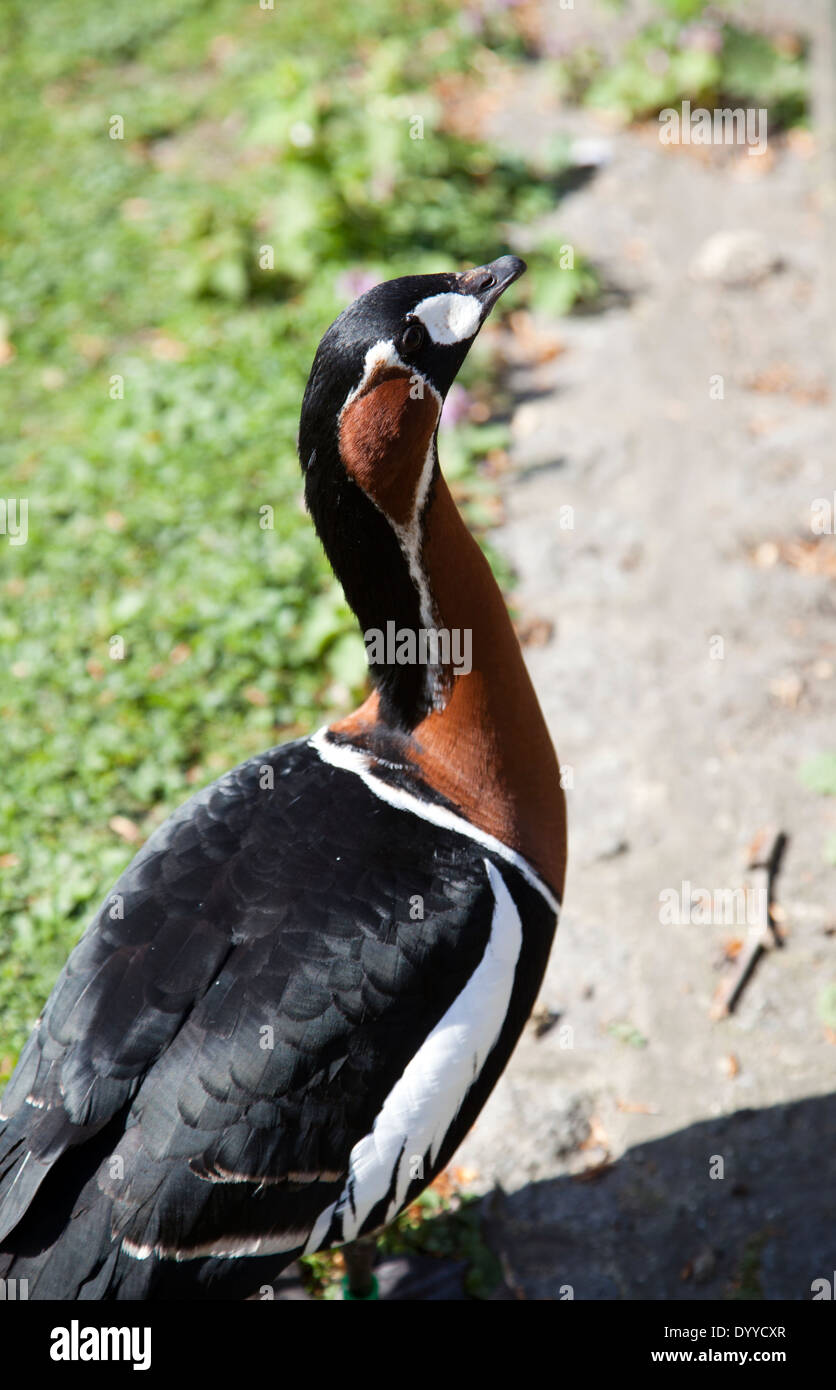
<box><xmin>515</xmin><ymin>616</ymin><xmax>555</xmax><ymax>648</ymax></box>
<box><xmin>747</xmin><ymin>415</ymin><xmax>780</xmax><ymax>438</ymax></box>
<box><xmin>709</xmin><ymin>981</ymin><xmax>730</xmax><ymax>1021</ymax></box>
<box><xmin>744</xmin><ymin>363</ymin><xmax>829</xmax><ymax>405</ymax></box>
<box><xmin>768</xmin><ymin>672</ymin><xmax>803</xmax><ymax>708</ymax></box>
<box><xmin>150</xmin><ymin>334</ymin><xmax>187</xmax><ymax>362</ymax></box>
<box><xmin>752</xmin><ymin>541</ymin><xmax>779</xmax><ymax>568</ymax></box>
<box><xmin>74</xmin><ymin>334</ymin><xmax>107</xmax><ymax>363</ymax></box>
<box><xmin>109</xmin><ymin>815</ymin><xmax>141</xmax><ymax>843</ymax></box>
<box><xmin>529</xmin><ymin>1002</ymin><xmax>561</xmax><ymax>1038</ymax></box>
<box><xmin>579</xmin><ymin>1114</ymin><xmax>611</xmax><ymax>1153</ymax></box>
<box><xmin>745</xmin><ymin>362</ymin><xmax>794</xmax><ymax>394</ymax></box>
<box><xmin>430</xmin><ymin>1169</ymin><xmax>457</xmax><ymax>1200</ymax></box>
<box><xmin>483</xmin><ymin>448</ymin><xmax>511</xmax><ymax>477</ymax></box>
<box><xmin>507</xmin><ymin>309</ymin><xmax>564</xmax><ymax>364</ymax></box>
<box><xmin>745</xmin><ymin>827</ymin><xmax>770</xmax><ymax>864</ymax></box>
<box><xmin>772</xmin><ymin>538</ymin><xmax>836</xmax><ymax>578</ymax></box>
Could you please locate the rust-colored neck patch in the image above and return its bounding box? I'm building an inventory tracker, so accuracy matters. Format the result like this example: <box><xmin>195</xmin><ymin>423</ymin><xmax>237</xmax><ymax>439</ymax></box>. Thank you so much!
<box><xmin>339</xmin><ymin>366</ymin><xmax>440</xmax><ymax>528</ymax></box>
<box><xmin>330</xmin><ymin>474</ymin><xmax>567</xmax><ymax>897</ymax></box>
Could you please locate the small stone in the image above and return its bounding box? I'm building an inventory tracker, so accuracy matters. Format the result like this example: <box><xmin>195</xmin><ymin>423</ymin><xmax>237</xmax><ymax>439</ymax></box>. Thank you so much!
<box><xmin>691</xmin><ymin>230</ymin><xmax>779</xmax><ymax>286</ymax></box>
<box><xmin>692</xmin><ymin>1247</ymin><xmax>717</xmax><ymax>1284</ymax></box>
<box><xmin>753</xmin><ymin>541</ymin><xmax>779</xmax><ymax>568</ymax></box>
<box><xmin>569</xmin><ymin>136</ymin><xmax>613</xmax><ymax>168</ymax></box>
<box><xmin>768</xmin><ymin>672</ymin><xmax>803</xmax><ymax>708</ymax></box>
<box><xmin>596</xmin><ymin>837</ymin><xmax>630</xmax><ymax>861</ymax></box>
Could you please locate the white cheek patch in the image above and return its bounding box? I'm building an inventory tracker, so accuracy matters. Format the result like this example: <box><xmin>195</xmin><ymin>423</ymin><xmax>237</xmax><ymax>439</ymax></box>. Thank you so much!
<box><xmin>412</xmin><ymin>292</ymin><xmax>482</xmax><ymax>346</ymax></box>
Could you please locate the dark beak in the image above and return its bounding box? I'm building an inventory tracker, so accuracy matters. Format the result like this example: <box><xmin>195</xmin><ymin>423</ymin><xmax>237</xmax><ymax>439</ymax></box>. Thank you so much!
<box><xmin>457</xmin><ymin>255</ymin><xmax>526</xmax><ymax>315</ymax></box>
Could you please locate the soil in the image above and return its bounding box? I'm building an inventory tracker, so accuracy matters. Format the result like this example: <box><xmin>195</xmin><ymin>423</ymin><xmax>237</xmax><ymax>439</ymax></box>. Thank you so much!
<box><xmin>449</xmin><ymin>0</ymin><xmax>836</xmax><ymax>1301</ymax></box>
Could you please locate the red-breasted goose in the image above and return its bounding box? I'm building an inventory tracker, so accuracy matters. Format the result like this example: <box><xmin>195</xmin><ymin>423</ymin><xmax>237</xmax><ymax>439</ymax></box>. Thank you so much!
<box><xmin>0</xmin><ymin>255</ymin><xmax>567</xmax><ymax>1299</ymax></box>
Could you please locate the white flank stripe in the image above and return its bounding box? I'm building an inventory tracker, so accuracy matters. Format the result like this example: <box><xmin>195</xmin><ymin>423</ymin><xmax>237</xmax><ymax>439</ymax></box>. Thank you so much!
<box><xmin>412</xmin><ymin>292</ymin><xmax>482</xmax><ymax>345</ymax></box>
<box><xmin>304</xmin><ymin>859</ymin><xmax>521</xmax><ymax>1253</ymax></box>
<box><xmin>310</xmin><ymin>727</ymin><xmax>560</xmax><ymax>917</ymax></box>
<box><xmin>122</xmin><ymin>1228</ymin><xmax>311</xmax><ymax>1262</ymax></box>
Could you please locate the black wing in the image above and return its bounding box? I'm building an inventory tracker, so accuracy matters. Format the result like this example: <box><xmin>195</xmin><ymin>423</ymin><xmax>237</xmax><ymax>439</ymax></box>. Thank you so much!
<box><xmin>0</xmin><ymin>738</ymin><xmax>507</xmax><ymax>1297</ymax></box>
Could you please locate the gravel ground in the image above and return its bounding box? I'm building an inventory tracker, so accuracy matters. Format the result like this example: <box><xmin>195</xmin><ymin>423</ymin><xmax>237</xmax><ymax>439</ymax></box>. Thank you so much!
<box><xmin>448</xmin><ymin>0</ymin><xmax>836</xmax><ymax>1301</ymax></box>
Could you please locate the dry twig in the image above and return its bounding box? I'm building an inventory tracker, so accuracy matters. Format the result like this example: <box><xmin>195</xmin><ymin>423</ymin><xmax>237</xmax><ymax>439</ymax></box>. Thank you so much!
<box><xmin>709</xmin><ymin>832</ymin><xmax>788</xmax><ymax>1020</ymax></box>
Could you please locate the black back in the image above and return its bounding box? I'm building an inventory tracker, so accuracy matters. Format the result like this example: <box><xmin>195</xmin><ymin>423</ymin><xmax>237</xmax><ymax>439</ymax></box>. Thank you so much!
<box><xmin>0</xmin><ymin>739</ymin><xmax>556</xmax><ymax>1298</ymax></box>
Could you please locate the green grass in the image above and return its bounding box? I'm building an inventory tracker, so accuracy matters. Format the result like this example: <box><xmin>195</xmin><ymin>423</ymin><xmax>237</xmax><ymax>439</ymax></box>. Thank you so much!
<box><xmin>799</xmin><ymin>754</ymin><xmax>836</xmax><ymax>865</ymax></box>
<box><xmin>300</xmin><ymin>1179</ymin><xmax>501</xmax><ymax>1300</ymax></box>
<box><xmin>551</xmin><ymin>0</ymin><xmax>808</xmax><ymax>128</ymax></box>
<box><xmin>0</xmin><ymin>0</ymin><xmax>596</xmax><ymax>1069</ymax></box>
<box><xmin>726</xmin><ymin>1229</ymin><xmax>770</xmax><ymax>1301</ymax></box>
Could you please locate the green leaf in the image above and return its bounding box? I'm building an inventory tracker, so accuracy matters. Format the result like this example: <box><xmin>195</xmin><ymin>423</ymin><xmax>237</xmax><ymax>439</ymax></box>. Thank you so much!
<box><xmin>816</xmin><ymin>984</ymin><xmax>836</xmax><ymax>1031</ymax></box>
<box><xmin>608</xmin><ymin>1020</ymin><xmax>648</xmax><ymax>1049</ymax></box>
<box><xmin>799</xmin><ymin>754</ymin><xmax>836</xmax><ymax>797</ymax></box>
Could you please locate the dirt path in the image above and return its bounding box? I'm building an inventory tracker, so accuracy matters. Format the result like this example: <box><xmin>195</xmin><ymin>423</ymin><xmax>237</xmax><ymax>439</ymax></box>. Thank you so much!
<box><xmin>450</xmin><ymin>0</ymin><xmax>836</xmax><ymax>1299</ymax></box>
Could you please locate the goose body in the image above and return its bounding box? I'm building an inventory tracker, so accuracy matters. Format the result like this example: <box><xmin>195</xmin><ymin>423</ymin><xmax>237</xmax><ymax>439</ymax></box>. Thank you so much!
<box><xmin>0</xmin><ymin>256</ymin><xmax>566</xmax><ymax>1298</ymax></box>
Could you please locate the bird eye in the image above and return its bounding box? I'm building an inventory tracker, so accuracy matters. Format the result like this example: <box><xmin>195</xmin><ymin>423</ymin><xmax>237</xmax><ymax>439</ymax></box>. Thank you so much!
<box><xmin>401</xmin><ymin>320</ymin><xmax>425</xmax><ymax>354</ymax></box>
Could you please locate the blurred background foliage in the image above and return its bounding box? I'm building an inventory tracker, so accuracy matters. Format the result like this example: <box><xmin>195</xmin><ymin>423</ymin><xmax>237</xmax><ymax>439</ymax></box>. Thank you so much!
<box><xmin>0</xmin><ymin>0</ymin><xmax>593</xmax><ymax>1062</ymax></box>
<box><xmin>555</xmin><ymin>0</ymin><xmax>808</xmax><ymax>125</ymax></box>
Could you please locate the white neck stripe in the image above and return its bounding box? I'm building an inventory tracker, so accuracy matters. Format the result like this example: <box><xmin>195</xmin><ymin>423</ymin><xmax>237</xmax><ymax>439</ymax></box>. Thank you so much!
<box><xmin>310</xmin><ymin>727</ymin><xmax>560</xmax><ymax>917</ymax></box>
<box><xmin>338</xmin><ymin>339</ymin><xmax>441</xmax><ymax>633</ymax></box>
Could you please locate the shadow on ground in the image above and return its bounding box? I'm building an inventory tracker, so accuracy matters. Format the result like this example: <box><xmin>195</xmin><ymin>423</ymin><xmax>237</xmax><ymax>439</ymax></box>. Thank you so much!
<box><xmin>275</xmin><ymin>1091</ymin><xmax>835</xmax><ymax>1300</ymax></box>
